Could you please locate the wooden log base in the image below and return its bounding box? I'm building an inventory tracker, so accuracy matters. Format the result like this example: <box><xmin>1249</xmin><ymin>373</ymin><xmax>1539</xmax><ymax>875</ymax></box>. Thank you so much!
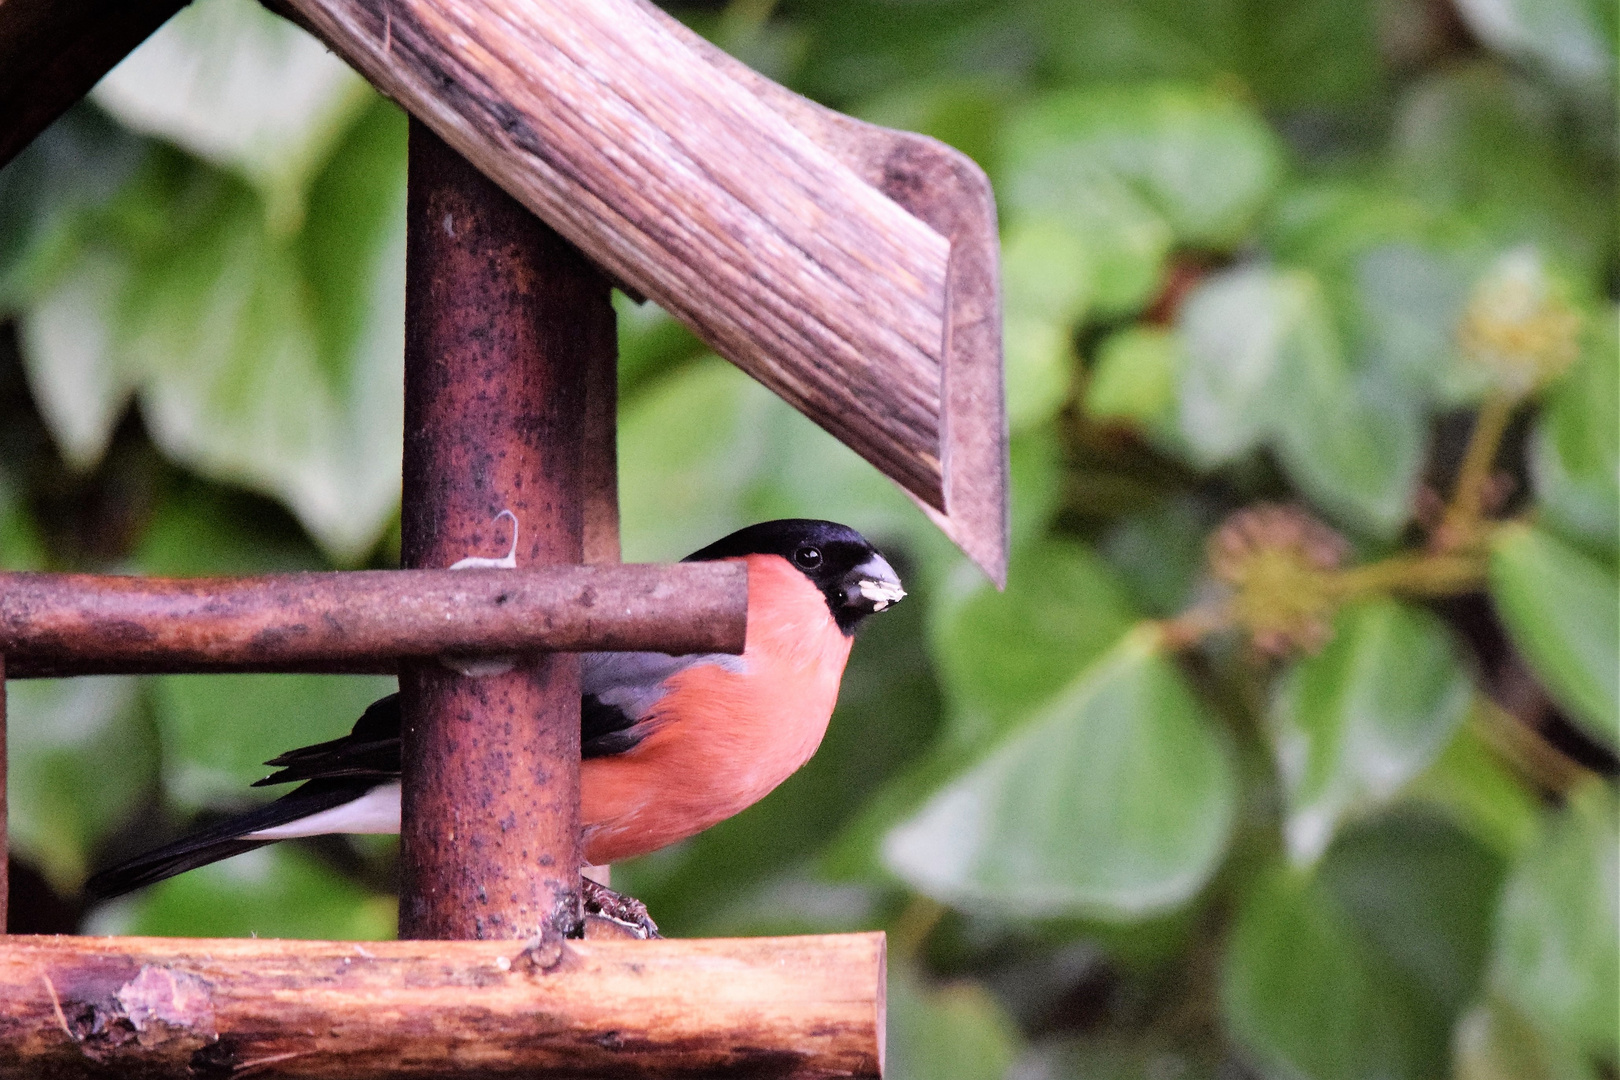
<box><xmin>0</xmin><ymin>563</ymin><xmax>746</xmax><ymax>678</ymax></box>
<box><xmin>0</xmin><ymin>932</ymin><xmax>885</xmax><ymax>1078</ymax></box>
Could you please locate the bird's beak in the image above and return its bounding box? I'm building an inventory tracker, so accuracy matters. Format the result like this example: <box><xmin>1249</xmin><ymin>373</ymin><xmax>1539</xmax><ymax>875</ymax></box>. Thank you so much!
<box><xmin>844</xmin><ymin>553</ymin><xmax>905</xmax><ymax>612</ymax></box>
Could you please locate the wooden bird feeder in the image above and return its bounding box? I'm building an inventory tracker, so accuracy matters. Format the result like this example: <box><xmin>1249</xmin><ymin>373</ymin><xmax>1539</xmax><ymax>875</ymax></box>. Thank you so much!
<box><xmin>0</xmin><ymin>0</ymin><xmax>1005</xmax><ymax>1074</ymax></box>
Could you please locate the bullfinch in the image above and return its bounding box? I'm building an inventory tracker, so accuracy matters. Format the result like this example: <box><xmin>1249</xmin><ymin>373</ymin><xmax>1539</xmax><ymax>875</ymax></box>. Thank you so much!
<box><xmin>86</xmin><ymin>519</ymin><xmax>905</xmax><ymax>929</ymax></box>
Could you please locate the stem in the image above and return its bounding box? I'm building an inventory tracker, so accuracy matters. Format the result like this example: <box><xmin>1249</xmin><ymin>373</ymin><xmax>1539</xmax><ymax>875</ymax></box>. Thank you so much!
<box><xmin>1158</xmin><ymin>604</ymin><xmax>1234</xmax><ymax>651</ymax></box>
<box><xmin>889</xmin><ymin>896</ymin><xmax>947</xmax><ymax>964</ymax></box>
<box><xmin>1332</xmin><ymin>552</ymin><xmax>1488</xmax><ymax>598</ymax></box>
<box><xmin>1437</xmin><ymin>392</ymin><xmax>1516</xmax><ymax>550</ymax></box>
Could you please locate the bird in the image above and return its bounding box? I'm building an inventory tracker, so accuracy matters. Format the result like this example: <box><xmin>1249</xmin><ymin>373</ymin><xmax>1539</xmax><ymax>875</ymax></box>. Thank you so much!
<box><xmin>86</xmin><ymin>519</ymin><xmax>905</xmax><ymax>932</ymax></box>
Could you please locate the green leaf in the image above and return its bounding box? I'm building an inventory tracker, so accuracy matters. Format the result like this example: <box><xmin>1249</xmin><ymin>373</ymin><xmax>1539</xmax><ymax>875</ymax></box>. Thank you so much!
<box><xmin>1489</xmin><ymin>524</ymin><xmax>1619</xmax><ymax>751</ymax></box>
<box><xmin>91</xmin><ymin>844</ymin><xmax>395</xmax><ymax>940</ymax></box>
<box><xmin>1453</xmin><ymin>0</ymin><xmax>1617</xmax><ymax>102</ymax></box>
<box><xmin>613</xmin><ymin>294</ymin><xmax>706</xmax><ymax>395</ymax></box>
<box><xmin>887</xmin><ymin>965</ymin><xmax>1022</xmax><ymax>1080</ymax></box>
<box><xmin>90</xmin><ymin>0</ymin><xmax>369</xmax><ymax>229</ymax></box>
<box><xmin>618</xmin><ymin>356</ymin><xmax>941</xmax><ymax>571</ymax></box>
<box><xmin>1036</xmin><ymin>0</ymin><xmax>1384</xmax><ymax>110</ymax></box>
<box><xmin>1001</xmin><ymin>218</ymin><xmax>1085</xmax><ymax>431</ymax></box>
<box><xmin>16</xmin><ymin>98</ymin><xmax>407</xmax><ymax>561</ymax></box>
<box><xmin>1404</xmin><ymin>710</ymin><xmax>1541</xmax><ymax>859</ymax></box>
<box><xmin>1004</xmin><ymin>84</ymin><xmax>1284</xmax><ymax>252</ymax></box>
<box><xmin>0</xmin><ymin>103</ymin><xmax>149</xmax><ymax>313</ymax></box>
<box><xmin>1391</xmin><ymin>64</ymin><xmax>1611</xmax><ymax>282</ymax></box>
<box><xmin>1098</xmin><ymin>496</ymin><xmax>1216</xmax><ymax>617</ymax></box>
<box><xmin>1085</xmin><ymin>325</ymin><xmax>1181</xmax><ymax>431</ymax></box>
<box><xmin>1175</xmin><ymin>263</ymin><xmax>1299</xmax><ymax>464</ymax></box>
<box><xmin>929</xmin><ymin>539</ymin><xmax>1137</xmax><ymax>742</ymax></box>
<box><xmin>5</xmin><ymin>677</ymin><xmax>157</xmax><ymax>892</ymax></box>
<box><xmin>151</xmin><ymin>673</ymin><xmax>396</xmax><ymax>809</ymax></box>
<box><xmin>1454</xmin><ymin>997</ymin><xmax>1606</xmax><ymax>1080</ymax></box>
<box><xmin>855</xmin><ymin>77</ymin><xmax>1012</xmax><ymax>173</ymax></box>
<box><xmin>884</xmin><ymin>626</ymin><xmax>1236</xmax><ymax>920</ymax></box>
<box><xmin>1176</xmin><ymin>264</ymin><xmax>1424</xmax><ymax>536</ymax></box>
<box><xmin>1489</xmin><ymin>780</ymin><xmax>1619</xmax><ymax>1063</ymax></box>
<box><xmin>1270</xmin><ymin>601</ymin><xmax>1474</xmax><ymax>866</ymax></box>
<box><xmin>1223</xmin><ymin>815</ymin><xmax>1506</xmax><ymax>1080</ymax></box>
<box><xmin>1530</xmin><ymin>309</ymin><xmax>1619</xmax><ymax>555</ymax></box>
<box><xmin>0</xmin><ymin>467</ymin><xmax>45</xmax><ymax>570</ymax></box>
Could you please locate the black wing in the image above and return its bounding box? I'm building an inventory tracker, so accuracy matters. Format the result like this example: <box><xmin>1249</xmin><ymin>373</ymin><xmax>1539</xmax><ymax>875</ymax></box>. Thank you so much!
<box><xmin>83</xmin><ymin>777</ymin><xmax>382</xmax><ymax>899</ymax></box>
<box><xmin>86</xmin><ymin>652</ymin><xmax>735</xmax><ymax>898</ymax></box>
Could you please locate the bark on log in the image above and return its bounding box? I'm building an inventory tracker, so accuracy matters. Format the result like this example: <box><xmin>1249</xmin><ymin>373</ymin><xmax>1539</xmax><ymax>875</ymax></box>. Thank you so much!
<box><xmin>276</xmin><ymin>0</ymin><xmax>1006</xmax><ymax>582</ymax></box>
<box><xmin>0</xmin><ymin>932</ymin><xmax>885</xmax><ymax>1078</ymax></box>
<box><xmin>0</xmin><ymin>564</ymin><xmax>746</xmax><ymax>678</ymax></box>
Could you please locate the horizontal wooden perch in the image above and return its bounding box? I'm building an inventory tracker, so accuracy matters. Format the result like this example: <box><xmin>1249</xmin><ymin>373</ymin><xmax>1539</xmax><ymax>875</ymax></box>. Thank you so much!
<box><xmin>0</xmin><ymin>932</ymin><xmax>885</xmax><ymax>1078</ymax></box>
<box><xmin>0</xmin><ymin>563</ymin><xmax>746</xmax><ymax>678</ymax></box>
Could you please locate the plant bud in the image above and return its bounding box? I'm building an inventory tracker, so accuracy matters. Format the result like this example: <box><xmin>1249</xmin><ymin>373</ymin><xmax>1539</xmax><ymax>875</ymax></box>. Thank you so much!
<box><xmin>1457</xmin><ymin>249</ymin><xmax>1583</xmax><ymax>398</ymax></box>
<box><xmin>1208</xmin><ymin>504</ymin><xmax>1350</xmax><ymax>656</ymax></box>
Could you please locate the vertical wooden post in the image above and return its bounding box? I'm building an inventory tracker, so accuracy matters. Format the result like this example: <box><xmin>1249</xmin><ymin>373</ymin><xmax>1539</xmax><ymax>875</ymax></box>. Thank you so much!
<box><xmin>397</xmin><ymin>121</ymin><xmax>613</xmax><ymax>942</ymax></box>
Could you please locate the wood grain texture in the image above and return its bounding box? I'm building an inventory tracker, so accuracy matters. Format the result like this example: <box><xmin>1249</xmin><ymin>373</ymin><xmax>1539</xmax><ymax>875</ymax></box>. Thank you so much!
<box><xmin>671</xmin><ymin>26</ymin><xmax>1008</xmax><ymax>585</ymax></box>
<box><xmin>282</xmin><ymin>0</ymin><xmax>951</xmax><ymax>511</ymax></box>
<box><xmin>0</xmin><ymin>0</ymin><xmax>185</xmax><ymax>168</ymax></box>
<box><xmin>0</xmin><ymin>932</ymin><xmax>885</xmax><ymax>1078</ymax></box>
<box><xmin>0</xmin><ymin>564</ymin><xmax>747</xmax><ymax>678</ymax></box>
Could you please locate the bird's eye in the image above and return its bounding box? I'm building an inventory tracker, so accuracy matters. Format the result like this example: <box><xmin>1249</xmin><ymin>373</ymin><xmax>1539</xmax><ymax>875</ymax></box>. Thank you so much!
<box><xmin>794</xmin><ymin>545</ymin><xmax>823</xmax><ymax>570</ymax></box>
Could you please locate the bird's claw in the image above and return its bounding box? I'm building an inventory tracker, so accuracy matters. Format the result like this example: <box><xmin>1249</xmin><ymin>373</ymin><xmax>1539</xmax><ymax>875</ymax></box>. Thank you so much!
<box><xmin>581</xmin><ymin>876</ymin><xmax>661</xmax><ymax>939</ymax></box>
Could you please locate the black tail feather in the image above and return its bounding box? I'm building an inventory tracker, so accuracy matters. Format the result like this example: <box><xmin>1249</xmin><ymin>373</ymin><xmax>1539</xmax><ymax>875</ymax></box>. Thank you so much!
<box><xmin>85</xmin><ymin>780</ymin><xmax>378</xmax><ymax>900</ymax></box>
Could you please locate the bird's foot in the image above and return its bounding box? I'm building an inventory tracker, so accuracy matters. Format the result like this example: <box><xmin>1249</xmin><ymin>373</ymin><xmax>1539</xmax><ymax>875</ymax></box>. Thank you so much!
<box><xmin>581</xmin><ymin>876</ymin><xmax>661</xmax><ymax>939</ymax></box>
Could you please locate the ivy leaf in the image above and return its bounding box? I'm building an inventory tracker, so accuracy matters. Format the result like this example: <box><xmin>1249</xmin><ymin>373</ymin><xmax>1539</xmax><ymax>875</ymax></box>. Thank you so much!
<box><xmin>1391</xmin><ymin>64</ymin><xmax>1610</xmax><ymax>281</ymax></box>
<box><xmin>1489</xmin><ymin>780</ymin><xmax>1619</xmax><ymax>1065</ymax></box>
<box><xmin>1177</xmin><ymin>263</ymin><xmax>1423</xmax><ymax>537</ymax></box>
<box><xmin>91</xmin><ymin>0</ymin><xmax>369</xmax><ymax>228</ymax></box>
<box><xmin>1270</xmin><ymin>600</ymin><xmax>1474</xmax><ymax>866</ymax></box>
<box><xmin>929</xmin><ymin>539</ymin><xmax>1137</xmax><ymax>742</ymax></box>
<box><xmin>883</xmin><ymin>626</ymin><xmax>1236</xmax><ymax>920</ymax></box>
<box><xmin>1223</xmin><ymin>815</ymin><xmax>1505</xmax><ymax>1080</ymax></box>
<box><xmin>152</xmin><ymin>673</ymin><xmax>395</xmax><ymax>810</ymax></box>
<box><xmin>1452</xmin><ymin>0</ymin><xmax>1617</xmax><ymax>102</ymax></box>
<box><xmin>1004</xmin><ymin>84</ymin><xmax>1283</xmax><ymax>251</ymax></box>
<box><xmin>1000</xmin><ymin>218</ymin><xmax>1087</xmax><ymax>432</ymax></box>
<box><xmin>1085</xmin><ymin>324</ymin><xmax>1182</xmax><ymax>434</ymax></box>
<box><xmin>1455</xmin><ymin>997</ymin><xmax>1607</xmax><ymax>1080</ymax></box>
<box><xmin>16</xmin><ymin>99</ymin><xmax>407</xmax><ymax>561</ymax></box>
<box><xmin>1489</xmin><ymin>524</ymin><xmax>1619</xmax><ymax>751</ymax></box>
<box><xmin>887</xmin><ymin>966</ymin><xmax>1022</xmax><ymax>1080</ymax></box>
<box><xmin>91</xmin><ymin>844</ymin><xmax>395</xmax><ymax>940</ymax></box>
<box><xmin>1529</xmin><ymin>309</ymin><xmax>1619</xmax><ymax>555</ymax></box>
<box><xmin>0</xmin><ymin>104</ymin><xmax>148</xmax><ymax>313</ymax></box>
<box><xmin>5</xmin><ymin>677</ymin><xmax>156</xmax><ymax>893</ymax></box>
<box><xmin>1175</xmin><ymin>264</ymin><xmax>1298</xmax><ymax>465</ymax></box>
<box><xmin>1404</xmin><ymin>712</ymin><xmax>1541</xmax><ymax>860</ymax></box>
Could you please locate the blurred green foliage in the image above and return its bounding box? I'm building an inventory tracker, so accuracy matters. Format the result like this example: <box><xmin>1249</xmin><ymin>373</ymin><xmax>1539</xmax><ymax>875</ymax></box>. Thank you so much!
<box><xmin>0</xmin><ymin>0</ymin><xmax>1615</xmax><ymax>1076</ymax></box>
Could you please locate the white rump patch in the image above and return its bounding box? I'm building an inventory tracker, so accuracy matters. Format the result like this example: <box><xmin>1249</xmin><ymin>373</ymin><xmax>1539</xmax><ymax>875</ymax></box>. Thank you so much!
<box><xmin>247</xmin><ymin>782</ymin><xmax>401</xmax><ymax>839</ymax></box>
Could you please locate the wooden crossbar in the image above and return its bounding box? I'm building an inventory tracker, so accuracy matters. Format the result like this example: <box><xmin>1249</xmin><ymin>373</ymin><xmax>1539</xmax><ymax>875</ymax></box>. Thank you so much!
<box><xmin>0</xmin><ymin>564</ymin><xmax>747</xmax><ymax>678</ymax></box>
<box><xmin>0</xmin><ymin>933</ymin><xmax>886</xmax><ymax>1078</ymax></box>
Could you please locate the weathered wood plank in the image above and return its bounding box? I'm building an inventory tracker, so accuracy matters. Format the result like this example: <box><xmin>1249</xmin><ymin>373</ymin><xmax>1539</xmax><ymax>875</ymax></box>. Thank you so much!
<box><xmin>0</xmin><ymin>563</ymin><xmax>747</xmax><ymax>678</ymax></box>
<box><xmin>0</xmin><ymin>932</ymin><xmax>885</xmax><ymax>1078</ymax></box>
<box><xmin>282</xmin><ymin>0</ymin><xmax>952</xmax><ymax>512</ymax></box>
